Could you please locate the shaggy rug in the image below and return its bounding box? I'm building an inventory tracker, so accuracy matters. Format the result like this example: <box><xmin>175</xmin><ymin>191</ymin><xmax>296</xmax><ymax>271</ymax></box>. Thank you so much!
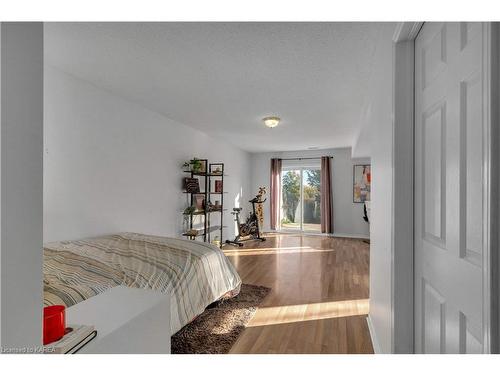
<box><xmin>171</xmin><ymin>284</ymin><xmax>271</xmax><ymax>354</ymax></box>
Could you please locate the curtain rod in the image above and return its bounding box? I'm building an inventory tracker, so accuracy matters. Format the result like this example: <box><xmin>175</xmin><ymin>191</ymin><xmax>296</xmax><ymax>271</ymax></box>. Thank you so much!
<box><xmin>278</xmin><ymin>156</ymin><xmax>333</xmax><ymax>161</ymax></box>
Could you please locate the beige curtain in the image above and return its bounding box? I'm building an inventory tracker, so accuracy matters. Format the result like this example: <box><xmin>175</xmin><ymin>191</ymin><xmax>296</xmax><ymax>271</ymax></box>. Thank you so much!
<box><xmin>321</xmin><ymin>156</ymin><xmax>333</xmax><ymax>234</ymax></box>
<box><xmin>270</xmin><ymin>158</ymin><xmax>282</xmax><ymax>230</ymax></box>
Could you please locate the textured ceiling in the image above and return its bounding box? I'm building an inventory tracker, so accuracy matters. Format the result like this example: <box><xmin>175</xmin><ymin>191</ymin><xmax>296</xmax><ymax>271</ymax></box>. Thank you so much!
<box><xmin>45</xmin><ymin>22</ymin><xmax>395</xmax><ymax>153</ymax></box>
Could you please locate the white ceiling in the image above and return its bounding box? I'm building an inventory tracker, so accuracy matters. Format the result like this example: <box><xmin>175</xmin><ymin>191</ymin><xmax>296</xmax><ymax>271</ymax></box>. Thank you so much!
<box><xmin>45</xmin><ymin>22</ymin><xmax>395</xmax><ymax>153</ymax></box>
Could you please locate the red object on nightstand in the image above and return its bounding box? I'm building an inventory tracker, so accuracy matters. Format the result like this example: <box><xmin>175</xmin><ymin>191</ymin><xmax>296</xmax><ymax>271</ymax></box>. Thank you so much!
<box><xmin>43</xmin><ymin>305</ymin><xmax>66</xmax><ymax>345</ymax></box>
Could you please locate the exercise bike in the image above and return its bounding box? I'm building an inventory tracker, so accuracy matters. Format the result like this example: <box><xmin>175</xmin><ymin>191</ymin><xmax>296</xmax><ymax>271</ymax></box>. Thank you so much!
<box><xmin>225</xmin><ymin>195</ymin><xmax>266</xmax><ymax>247</ymax></box>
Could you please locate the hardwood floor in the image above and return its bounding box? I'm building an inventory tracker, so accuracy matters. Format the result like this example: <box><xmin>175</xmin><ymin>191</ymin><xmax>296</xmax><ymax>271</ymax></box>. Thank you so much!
<box><xmin>223</xmin><ymin>233</ymin><xmax>373</xmax><ymax>354</ymax></box>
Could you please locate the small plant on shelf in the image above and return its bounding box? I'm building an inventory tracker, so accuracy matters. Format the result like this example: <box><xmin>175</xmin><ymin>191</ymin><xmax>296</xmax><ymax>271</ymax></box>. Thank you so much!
<box><xmin>182</xmin><ymin>158</ymin><xmax>203</xmax><ymax>173</ymax></box>
<box><xmin>183</xmin><ymin>205</ymin><xmax>196</xmax><ymax>217</ymax></box>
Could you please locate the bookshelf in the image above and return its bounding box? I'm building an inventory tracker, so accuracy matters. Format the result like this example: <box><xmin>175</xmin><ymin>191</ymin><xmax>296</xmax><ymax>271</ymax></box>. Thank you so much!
<box><xmin>182</xmin><ymin>160</ymin><xmax>226</xmax><ymax>247</ymax></box>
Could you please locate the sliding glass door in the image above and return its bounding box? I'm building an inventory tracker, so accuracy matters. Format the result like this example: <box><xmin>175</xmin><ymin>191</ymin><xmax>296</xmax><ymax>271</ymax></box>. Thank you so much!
<box><xmin>280</xmin><ymin>167</ymin><xmax>321</xmax><ymax>232</ymax></box>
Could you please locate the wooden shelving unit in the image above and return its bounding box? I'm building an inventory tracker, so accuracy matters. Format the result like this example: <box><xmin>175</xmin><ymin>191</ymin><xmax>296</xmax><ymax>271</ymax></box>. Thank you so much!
<box><xmin>182</xmin><ymin>160</ymin><xmax>226</xmax><ymax>248</ymax></box>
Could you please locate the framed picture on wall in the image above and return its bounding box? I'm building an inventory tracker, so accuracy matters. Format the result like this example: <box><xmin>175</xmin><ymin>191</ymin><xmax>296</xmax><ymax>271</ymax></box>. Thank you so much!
<box><xmin>353</xmin><ymin>165</ymin><xmax>371</xmax><ymax>203</ymax></box>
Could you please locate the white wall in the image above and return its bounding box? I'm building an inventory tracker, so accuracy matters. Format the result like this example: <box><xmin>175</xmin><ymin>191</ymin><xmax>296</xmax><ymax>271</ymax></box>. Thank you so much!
<box><xmin>367</xmin><ymin>109</ymin><xmax>393</xmax><ymax>354</ymax></box>
<box><xmin>250</xmin><ymin>147</ymin><xmax>370</xmax><ymax>238</ymax></box>
<box><xmin>353</xmin><ymin>24</ymin><xmax>394</xmax><ymax>353</ymax></box>
<box><xmin>44</xmin><ymin>66</ymin><xmax>251</xmax><ymax>243</ymax></box>
<box><xmin>1</xmin><ymin>23</ymin><xmax>44</xmax><ymax>350</ymax></box>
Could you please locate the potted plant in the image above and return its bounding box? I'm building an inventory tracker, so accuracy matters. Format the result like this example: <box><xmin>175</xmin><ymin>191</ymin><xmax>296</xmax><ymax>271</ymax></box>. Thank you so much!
<box><xmin>182</xmin><ymin>158</ymin><xmax>203</xmax><ymax>173</ymax></box>
<box><xmin>183</xmin><ymin>205</ymin><xmax>196</xmax><ymax>216</ymax></box>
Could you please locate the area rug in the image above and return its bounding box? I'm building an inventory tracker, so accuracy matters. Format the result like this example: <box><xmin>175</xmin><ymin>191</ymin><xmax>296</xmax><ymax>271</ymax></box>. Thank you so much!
<box><xmin>171</xmin><ymin>284</ymin><xmax>271</xmax><ymax>354</ymax></box>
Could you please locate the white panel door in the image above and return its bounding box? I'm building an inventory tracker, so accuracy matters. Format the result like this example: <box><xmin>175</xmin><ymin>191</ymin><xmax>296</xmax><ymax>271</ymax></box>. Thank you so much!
<box><xmin>414</xmin><ymin>22</ymin><xmax>488</xmax><ymax>353</ymax></box>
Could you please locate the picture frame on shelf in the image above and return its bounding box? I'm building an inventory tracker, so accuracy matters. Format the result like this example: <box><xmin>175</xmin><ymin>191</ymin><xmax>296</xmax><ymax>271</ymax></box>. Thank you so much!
<box><xmin>215</xmin><ymin>180</ymin><xmax>223</xmax><ymax>193</ymax></box>
<box><xmin>184</xmin><ymin>177</ymin><xmax>200</xmax><ymax>193</ymax></box>
<box><xmin>198</xmin><ymin>160</ymin><xmax>207</xmax><ymax>174</ymax></box>
<box><xmin>193</xmin><ymin>193</ymin><xmax>205</xmax><ymax>212</ymax></box>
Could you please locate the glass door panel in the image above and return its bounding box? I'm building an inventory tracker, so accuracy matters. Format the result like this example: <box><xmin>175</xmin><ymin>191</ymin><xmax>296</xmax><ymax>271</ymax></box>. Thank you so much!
<box><xmin>302</xmin><ymin>168</ymin><xmax>321</xmax><ymax>232</ymax></box>
<box><xmin>281</xmin><ymin>169</ymin><xmax>302</xmax><ymax>231</ymax></box>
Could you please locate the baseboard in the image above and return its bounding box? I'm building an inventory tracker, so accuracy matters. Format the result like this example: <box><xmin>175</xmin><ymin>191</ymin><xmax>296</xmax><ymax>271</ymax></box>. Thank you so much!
<box><xmin>366</xmin><ymin>315</ymin><xmax>382</xmax><ymax>354</ymax></box>
<box><xmin>263</xmin><ymin>230</ymin><xmax>370</xmax><ymax>240</ymax></box>
<box><xmin>331</xmin><ymin>232</ymin><xmax>370</xmax><ymax>240</ymax></box>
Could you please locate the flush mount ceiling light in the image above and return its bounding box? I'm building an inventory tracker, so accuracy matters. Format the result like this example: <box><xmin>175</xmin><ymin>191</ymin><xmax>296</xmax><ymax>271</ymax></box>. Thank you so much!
<box><xmin>262</xmin><ymin>116</ymin><xmax>280</xmax><ymax>128</ymax></box>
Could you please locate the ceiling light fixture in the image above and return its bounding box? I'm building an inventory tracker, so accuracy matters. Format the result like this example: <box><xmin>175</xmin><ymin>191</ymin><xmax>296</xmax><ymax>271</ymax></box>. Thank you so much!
<box><xmin>262</xmin><ymin>116</ymin><xmax>280</xmax><ymax>128</ymax></box>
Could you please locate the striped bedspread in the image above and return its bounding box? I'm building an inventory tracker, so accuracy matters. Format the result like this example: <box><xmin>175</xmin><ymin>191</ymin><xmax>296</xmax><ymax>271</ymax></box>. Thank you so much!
<box><xmin>43</xmin><ymin>232</ymin><xmax>241</xmax><ymax>333</ymax></box>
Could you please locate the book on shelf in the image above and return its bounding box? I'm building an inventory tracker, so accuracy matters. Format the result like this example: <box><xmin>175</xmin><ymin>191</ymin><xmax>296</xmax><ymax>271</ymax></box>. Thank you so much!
<box><xmin>44</xmin><ymin>324</ymin><xmax>96</xmax><ymax>354</ymax></box>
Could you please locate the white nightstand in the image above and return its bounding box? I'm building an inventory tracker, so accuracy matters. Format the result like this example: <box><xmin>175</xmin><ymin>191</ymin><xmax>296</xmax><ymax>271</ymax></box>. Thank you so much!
<box><xmin>66</xmin><ymin>286</ymin><xmax>171</xmax><ymax>354</ymax></box>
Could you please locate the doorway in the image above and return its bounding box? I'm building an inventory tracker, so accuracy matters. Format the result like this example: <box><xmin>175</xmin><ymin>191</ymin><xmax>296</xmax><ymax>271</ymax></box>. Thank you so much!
<box><xmin>280</xmin><ymin>167</ymin><xmax>321</xmax><ymax>232</ymax></box>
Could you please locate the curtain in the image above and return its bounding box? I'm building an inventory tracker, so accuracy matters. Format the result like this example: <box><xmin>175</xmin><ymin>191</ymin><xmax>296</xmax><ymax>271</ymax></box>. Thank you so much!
<box><xmin>270</xmin><ymin>158</ymin><xmax>282</xmax><ymax>230</ymax></box>
<box><xmin>320</xmin><ymin>156</ymin><xmax>333</xmax><ymax>234</ymax></box>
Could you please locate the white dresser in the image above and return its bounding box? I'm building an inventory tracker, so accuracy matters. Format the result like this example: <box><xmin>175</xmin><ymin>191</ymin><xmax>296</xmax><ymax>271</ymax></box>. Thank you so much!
<box><xmin>66</xmin><ymin>286</ymin><xmax>171</xmax><ymax>354</ymax></box>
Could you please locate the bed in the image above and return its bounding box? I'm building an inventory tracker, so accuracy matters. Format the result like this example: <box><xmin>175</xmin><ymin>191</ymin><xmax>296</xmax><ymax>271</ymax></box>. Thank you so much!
<box><xmin>43</xmin><ymin>232</ymin><xmax>241</xmax><ymax>334</ymax></box>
